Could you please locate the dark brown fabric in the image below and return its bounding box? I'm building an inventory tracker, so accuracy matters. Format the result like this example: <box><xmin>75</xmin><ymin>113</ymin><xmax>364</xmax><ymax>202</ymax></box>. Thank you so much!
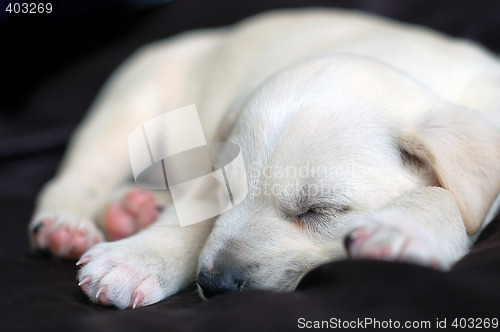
<box><xmin>1</xmin><ymin>0</ymin><xmax>500</xmax><ymax>331</ymax></box>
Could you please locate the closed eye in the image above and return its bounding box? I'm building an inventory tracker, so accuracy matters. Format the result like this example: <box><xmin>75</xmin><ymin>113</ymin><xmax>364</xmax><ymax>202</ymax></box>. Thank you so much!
<box><xmin>294</xmin><ymin>205</ymin><xmax>351</xmax><ymax>227</ymax></box>
<box><xmin>296</xmin><ymin>207</ymin><xmax>323</xmax><ymax>220</ymax></box>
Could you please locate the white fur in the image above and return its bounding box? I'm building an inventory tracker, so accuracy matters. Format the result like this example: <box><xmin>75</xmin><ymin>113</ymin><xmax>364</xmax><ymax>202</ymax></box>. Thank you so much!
<box><xmin>29</xmin><ymin>9</ymin><xmax>500</xmax><ymax>308</ymax></box>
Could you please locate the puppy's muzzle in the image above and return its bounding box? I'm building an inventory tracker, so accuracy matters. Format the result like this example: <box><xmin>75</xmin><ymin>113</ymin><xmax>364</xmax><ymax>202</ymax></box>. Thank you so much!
<box><xmin>197</xmin><ymin>264</ymin><xmax>247</xmax><ymax>299</ymax></box>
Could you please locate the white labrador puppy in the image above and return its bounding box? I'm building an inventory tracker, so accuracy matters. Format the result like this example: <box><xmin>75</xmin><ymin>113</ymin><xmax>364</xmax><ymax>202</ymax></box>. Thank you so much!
<box><xmin>29</xmin><ymin>9</ymin><xmax>500</xmax><ymax>308</ymax></box>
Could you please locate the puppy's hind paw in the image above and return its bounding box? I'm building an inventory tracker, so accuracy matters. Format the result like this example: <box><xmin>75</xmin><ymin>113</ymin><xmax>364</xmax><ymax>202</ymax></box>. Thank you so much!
<box><xmin>29</xmin><ymin>211</ymin><xmax>104</xmax><ymax>259</ymax></box>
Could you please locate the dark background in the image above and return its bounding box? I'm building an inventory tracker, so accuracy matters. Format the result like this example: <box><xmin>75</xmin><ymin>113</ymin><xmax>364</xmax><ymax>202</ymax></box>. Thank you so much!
<box><xmin>1</xmin><ymin>0</ymin><xmax>500</xmax><ymax>331</ymax></box>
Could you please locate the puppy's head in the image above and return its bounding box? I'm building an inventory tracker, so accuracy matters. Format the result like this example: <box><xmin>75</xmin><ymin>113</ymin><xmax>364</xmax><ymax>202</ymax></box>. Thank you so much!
<box><xmin>196</xmin><ymin>55</ymin><xmax>500</xmax><ymax>298</ymax></box>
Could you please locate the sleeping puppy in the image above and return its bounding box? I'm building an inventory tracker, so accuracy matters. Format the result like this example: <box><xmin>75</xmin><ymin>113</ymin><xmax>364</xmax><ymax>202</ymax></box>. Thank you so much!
<box><xmin>29</xmin><ymin>9</ymin><xmax>500</xmax><ymax>308</ymax></box>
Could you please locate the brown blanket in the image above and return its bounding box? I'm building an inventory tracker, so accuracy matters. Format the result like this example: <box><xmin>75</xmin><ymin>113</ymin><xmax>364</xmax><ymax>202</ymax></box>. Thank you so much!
<box><xmin>1</xmin><ymin>1</ymin><xmax>499</xmax><ymax>330</ymax></box>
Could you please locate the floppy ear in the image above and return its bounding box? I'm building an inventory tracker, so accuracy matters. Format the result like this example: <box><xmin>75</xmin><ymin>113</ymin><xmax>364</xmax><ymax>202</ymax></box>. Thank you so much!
<box><xmin>397</xmin><ymin>107</ymin><xmax>500</xmax><ymax>235</ymax></box>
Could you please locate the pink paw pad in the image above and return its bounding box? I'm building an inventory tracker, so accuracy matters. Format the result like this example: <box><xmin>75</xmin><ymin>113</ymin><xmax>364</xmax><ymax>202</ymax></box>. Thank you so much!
<box><xmin>344</xmin><ymin>226</ymin><xmax>409</xmax><ymax>260</ymax></box>
<box><xmin>31</xmin><ymin>215</ymin><xmax>104</xmax><ymax>259</ymax></box>
<box><xmin>103</xmin><ymin>189</ymin><xmax>159</xmax><ymax>241</ymax></box>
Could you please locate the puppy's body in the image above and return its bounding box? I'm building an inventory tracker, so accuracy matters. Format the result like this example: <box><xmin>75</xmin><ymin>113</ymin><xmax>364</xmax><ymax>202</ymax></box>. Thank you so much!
<box><xmin>30</xmin><ymin>9</ymin><xmax>500</xmax><ymax>308</ymax></box>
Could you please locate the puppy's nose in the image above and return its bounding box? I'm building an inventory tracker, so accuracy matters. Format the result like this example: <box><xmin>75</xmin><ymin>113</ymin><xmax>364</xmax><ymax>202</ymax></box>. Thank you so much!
<box><xmin>197</xmin><ymin>266</ymin><xmax>246</xmax><ymax>299</ymax></box>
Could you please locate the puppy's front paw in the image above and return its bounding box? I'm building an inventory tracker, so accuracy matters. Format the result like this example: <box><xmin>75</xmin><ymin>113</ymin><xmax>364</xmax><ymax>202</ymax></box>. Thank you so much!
<box><xmin>77</xmin><ymin>240</ymin><xmax>175</xmax><ymax>309</ymax></box>
<box><xmin>344</xmin><ymin>214</ymin><xmax>449</xmax><ymax>269</ymax></box>
<box><xmin>29</xmin><ymin>212</ymin><xmax>104</xmax><ymax>259</ymax></box>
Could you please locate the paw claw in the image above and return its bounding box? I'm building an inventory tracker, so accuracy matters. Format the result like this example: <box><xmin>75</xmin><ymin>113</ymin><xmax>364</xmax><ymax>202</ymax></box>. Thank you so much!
<box><xmin>132</xmin><ymin>292</ymin><xmax>145</xmax><ymax>309</ymax></box>
<box><xmin>96</xmin><ymin>286</ymin><xmax>104</xmax><ymax>299</ymax></box>
<box><xmin>78</xmin><ymin>275</ymin><xmax>92</xmax><ymax>287</ymax></box>
<box><xmin>96</xmin><ymin>286</ymin><xmax>110</xmax><ymax>306</ymax></box>
<box><xmin>32</xmin><ymin>222</ymin><xmax>44</xmax><ymax>235</ymax></box>
<box><xmin>76</xmin><ymin>256</ymin><xmax>90</xmax><ymax>266</ymax></box>
<box><xmin>343</xmin><ymin>232</ymin><xmax>356</xmax><ymax>252</ymax></box>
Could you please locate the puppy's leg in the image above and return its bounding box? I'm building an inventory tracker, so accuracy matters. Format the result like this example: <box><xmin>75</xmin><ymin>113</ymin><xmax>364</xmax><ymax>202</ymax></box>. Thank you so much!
<box><xmin>28</xmin><ymin>41</ymin><xmax>201</xmax><ymax>258</ymax></box>
<box><xmin>344</xmin><ymin>187</ymin><xmax>472</xmax><ymax>269</ymax></box>
<box><xmin>77</xmin><ymin>206</ymin><xmax>213</xmax><ymax>309</ymax></box>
